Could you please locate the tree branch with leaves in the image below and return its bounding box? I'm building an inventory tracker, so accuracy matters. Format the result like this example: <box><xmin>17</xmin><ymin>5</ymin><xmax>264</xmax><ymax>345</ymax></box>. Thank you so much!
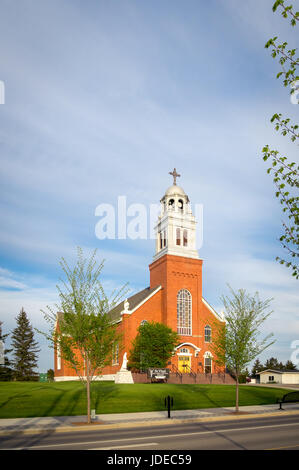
<box><xmin>211</xmin><ymin>286</ymin><xmax>275</xmax><ymax>412</ymax></box>
<box><xmin>39</xmin><ymin>247</ymin><xmax>128</xmax><ymax>424</ymax></box>
<box><xmin>262</xmin><ymin>0</ymin><xmax>299</xmax><ymax>278</ymax></box>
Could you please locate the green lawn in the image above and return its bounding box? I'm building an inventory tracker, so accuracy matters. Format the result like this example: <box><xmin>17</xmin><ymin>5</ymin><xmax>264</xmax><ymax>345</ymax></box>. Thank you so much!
<box><xmin>0</xmin><ymin>381</ymin><xmax>286</xmax><ymax>419</ymax></box>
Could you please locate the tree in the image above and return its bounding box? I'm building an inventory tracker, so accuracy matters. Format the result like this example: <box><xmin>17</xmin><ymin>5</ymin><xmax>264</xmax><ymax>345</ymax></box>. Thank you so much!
<box><xmin>47</xmin><ymin>368</ymin><xmax>55</xmax><ymax>381</ymax></box>
<box><xmin>251</xmin><ymin>358</ymin><xmax>264</xmax><ymax>376</ymax></box>
<box><xmin>284</xmin><ymin>359</ymin><xmax>298</xmax><ymax>370</ymax></box>
<box><xmin>11</xmin><ymin>308</ymin><xmax>40</xmax><ymax>381</ymax></box>
<box><xmin>39</xmin><ymin>247</ymin><xmax>128</xmax><ymax>424</ymax></box>
<box><xmin>265</xmin><ymin>356</ymin><xmax>281</xmax><ymax>370</ymax></box>
<box><xmin>0</xmin><ymin>321</ymin><xmax>13</xmax><ymax>381</ymax></box>
<box><xmin>262</xmin><ymin>0</ymin><xmax>299</xmax><ymax>278</ymax></box>
<box><xmin>262</xmin><ymin>356</ymin><xmax>297</xmax><ymax>370</ymax></box>
<box><xmin>128</xmin><ymin>321</ymin><xmax>180</xmax><ymax>371</ymax></box>
<box><xmin>211</xmin><ymin>286</ymin><xmax>275</xmax><ymax>412</ymax></box>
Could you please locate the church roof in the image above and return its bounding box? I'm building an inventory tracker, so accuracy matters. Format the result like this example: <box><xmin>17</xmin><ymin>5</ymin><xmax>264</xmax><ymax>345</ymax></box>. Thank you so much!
<box><xmin>108</xmin><ymin>286</ymin><xmax>161</xmax><ymax>322</ymax></box>
<box><xmin>55</xmin><ymin>286</ymin><xmax>161</xmax><ymax>326</ymax></box>
<box><xmin>165</xmin><ymin>184</ymin><xmax>186</xmax><ymax>197</ymax></box>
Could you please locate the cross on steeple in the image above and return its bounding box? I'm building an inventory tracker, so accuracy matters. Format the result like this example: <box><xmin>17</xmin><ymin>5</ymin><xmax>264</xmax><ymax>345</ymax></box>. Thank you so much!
<box><xmin>169</xmin><ymin>168</ymin><xmax>181</xmax><ymax>185</ymax></box>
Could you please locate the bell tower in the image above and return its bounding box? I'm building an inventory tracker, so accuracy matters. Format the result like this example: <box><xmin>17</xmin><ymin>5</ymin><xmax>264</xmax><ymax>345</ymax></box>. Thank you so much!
<box><xmin>153</xmin><ymin>168</ymin><xmax>199</xmax><ymax>262</ymax></box>
<box><xmin>149</xmin><ymin>170</ymin><xmax>203</xmax><ymax>329</ymax></box>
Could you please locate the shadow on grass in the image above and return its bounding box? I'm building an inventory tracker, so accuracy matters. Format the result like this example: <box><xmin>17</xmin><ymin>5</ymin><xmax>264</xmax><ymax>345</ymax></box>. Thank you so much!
<box><xmin>41</xmin><ymin>387</ymin><xmax>83</xmax><ymax>418</ymax></box>
<box><xmin>0</xmin><ymin>383</ymin><xmax>43</xmax><ymax>416</ymax></box>
<box><xmin>195</xmin><ymin>387</ymin><xmax>222</xmax><ymax>408</ymax></box>
<box><xmin>239</xmin><ymin>385</ymin><xmax>285</xmax><ymax>406</ymax></box>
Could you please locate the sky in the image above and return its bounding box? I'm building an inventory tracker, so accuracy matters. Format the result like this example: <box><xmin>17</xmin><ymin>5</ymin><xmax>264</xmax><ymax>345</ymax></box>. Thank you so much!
<box><xmin>0</xmin><ymin>0</ymin><xmax>298</xmax><ymax>372</ymax></box>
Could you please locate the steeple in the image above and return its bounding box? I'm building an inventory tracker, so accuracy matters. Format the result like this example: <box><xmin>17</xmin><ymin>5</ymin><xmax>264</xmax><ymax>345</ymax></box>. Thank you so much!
<box><xmin>153</xmin><ymin>170</ymin><xmax>199</xmax><ymax>261</ymax></box>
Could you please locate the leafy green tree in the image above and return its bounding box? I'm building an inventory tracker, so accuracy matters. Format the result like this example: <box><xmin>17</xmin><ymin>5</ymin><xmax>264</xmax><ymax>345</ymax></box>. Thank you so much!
<box><xmin>11</xmin><ymin>308</ymin><xmax>40</xmax><ymax>381</ymax></box>
<box><xmin>0</xmin><ymin>321</ymin><xmax>13</xmax><ymax>381</ymax></box>
<box><xmin>47</xmin><ymin>368</ymin><xmax>55</xmax><ymax>381</ymax></box>
<box><xmin>128</xmin><ymin>321</ymin><xmax>179</xmax><ymax>371</ymax></box>
<box><xmin>39</xmin><ymin>247</ymin><xmax>127</xmax><ymax>424</ymax></box>
<box><xmin>262</xmin><ymin>0</ymin><xmax>299</xmax><ymax>278</ymax></box>
<box><xmin>211</xmin><ymin>286</ymin><xmax>275</xmax><ymax>412</ymax></box>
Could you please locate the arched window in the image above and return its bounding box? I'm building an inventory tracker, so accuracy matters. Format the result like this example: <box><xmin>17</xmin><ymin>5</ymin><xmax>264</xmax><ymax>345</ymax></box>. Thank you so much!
<box><xmin>204</xmin><ymin>352</ymin><xmax>213</xmax><ymax>374</ymax></box>
<box><xmin>204</xmin><ymin>325</ymin><xmax>212</xmax><ymax>343</ymax></box>
<box><xmin>168</xmin><ymin>199</ymin><xmax>175</xmax><ymax>210</ymax></box>
<box><xmin>177</xmin><ymin>289</ymin><xmax>192</xmax><ymax>336</ymax></box>
<box><xmin>178</xmin><ymin>199</ymin><xmax>184</xmax><ymax>212</ymax></box>
<box><xmin>140</xmin><ymin>320</ymin><xmax>148</xmax><ymax>326</ymax></box>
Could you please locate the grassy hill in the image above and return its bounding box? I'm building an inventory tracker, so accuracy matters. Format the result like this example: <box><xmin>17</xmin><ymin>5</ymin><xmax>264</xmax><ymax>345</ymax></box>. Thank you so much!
<box><xmin>0</xmin><ymin>381</ymin><xmax>286</xmax><ymax>419</ymax></box>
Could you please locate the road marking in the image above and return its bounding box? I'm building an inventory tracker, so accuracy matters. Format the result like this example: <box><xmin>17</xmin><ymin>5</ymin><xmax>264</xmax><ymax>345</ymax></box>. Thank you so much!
<box><xmin>91</xmin><ymin>442</ymin><xmax>158</xmax><ymax>450</ymax></box>
<box><xmin>5</xmin><ymin>421</ymin><xmax>299</xmax><ymax>449</ymax></box>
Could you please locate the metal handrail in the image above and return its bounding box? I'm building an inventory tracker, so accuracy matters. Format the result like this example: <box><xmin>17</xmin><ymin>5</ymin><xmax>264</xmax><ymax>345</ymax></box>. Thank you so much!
<box><xmin>184</xmin><ymin>364</ymin><xmax>197</xmax><ymax>381</ymax></box>
<box><xmin>171</xmin><ymin>364</ymin><xmax>183</xmax><ymax>381</ymax></box>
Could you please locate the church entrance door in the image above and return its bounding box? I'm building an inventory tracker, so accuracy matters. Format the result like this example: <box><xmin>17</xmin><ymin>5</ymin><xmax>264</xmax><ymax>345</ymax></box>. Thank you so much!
<box><xmin>178</xmin><ymin>355</ymin><xmax>191</xmax><ymax>373</ymax></box>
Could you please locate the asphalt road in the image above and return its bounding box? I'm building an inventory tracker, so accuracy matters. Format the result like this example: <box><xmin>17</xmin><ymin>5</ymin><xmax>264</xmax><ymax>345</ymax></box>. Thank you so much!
<box><xmin>1</xmin><ymin>414</ymin><xmax>299</xmax><ymax>451</ymax></box>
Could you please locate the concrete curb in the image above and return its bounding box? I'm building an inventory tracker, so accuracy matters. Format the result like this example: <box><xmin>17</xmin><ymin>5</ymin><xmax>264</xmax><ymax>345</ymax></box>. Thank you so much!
<box><xmin>1</xmin><ymin>409</ymin><xmax>299</xmax><ymax>436</ymax></box>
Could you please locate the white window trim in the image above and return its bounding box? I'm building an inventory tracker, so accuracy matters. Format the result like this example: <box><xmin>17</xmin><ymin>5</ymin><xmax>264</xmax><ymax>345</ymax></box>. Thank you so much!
<box><xmin>177</xmin><ymin>289</ymin><xmax>192</xmax><ymax>336</ymax></box>
<box><xmin>57</xmin><ymin>343</ymin><xmax>61</xmax><ymax>370</ymax></box>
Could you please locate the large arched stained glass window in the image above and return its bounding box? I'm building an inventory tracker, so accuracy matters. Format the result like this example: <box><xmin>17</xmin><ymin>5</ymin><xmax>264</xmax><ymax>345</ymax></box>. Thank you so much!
<box><xmin>177</xmin><ymin>289</ymin><xmax>192</xmax><ymax>335</ymax></box>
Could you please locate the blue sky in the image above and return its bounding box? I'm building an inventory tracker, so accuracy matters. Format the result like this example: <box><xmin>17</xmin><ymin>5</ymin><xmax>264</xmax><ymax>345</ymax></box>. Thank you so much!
<box><xmin>0</xmin><ymin>0</ymin><xmax>298</xmax><ymax>372</ymax></box>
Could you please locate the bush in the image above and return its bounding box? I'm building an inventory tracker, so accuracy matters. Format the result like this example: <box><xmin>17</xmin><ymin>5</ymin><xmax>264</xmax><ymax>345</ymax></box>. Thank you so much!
<box><xmin>47</xmin><ymin>369</ymin><xmax>55</xmax><ymax>381</ymax></box>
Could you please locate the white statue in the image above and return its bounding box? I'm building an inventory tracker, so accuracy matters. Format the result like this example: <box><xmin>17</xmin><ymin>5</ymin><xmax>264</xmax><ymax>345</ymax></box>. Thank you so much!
<box><xmin>121</xmin><ymin>352</ymin><xmax>128</xmax><ymax>370</ymax></box>
<box><xmin>123</xmin><ymin>299</ymin><xmax>130</xmax><ymax>313</ymax></box>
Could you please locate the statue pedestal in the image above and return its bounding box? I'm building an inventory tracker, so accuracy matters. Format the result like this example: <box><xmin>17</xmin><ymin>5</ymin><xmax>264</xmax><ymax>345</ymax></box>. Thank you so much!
<box><xmin>114</xmin><ymin>369</ymin><xmax>134</xmax><ymax>384</ymax></box>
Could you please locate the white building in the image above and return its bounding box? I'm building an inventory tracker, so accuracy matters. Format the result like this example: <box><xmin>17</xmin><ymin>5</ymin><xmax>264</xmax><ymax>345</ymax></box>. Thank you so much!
<box><xmin>259</xmin><ymin>369</ymin><xmax>299</xmax><ymax>385</ymax></box>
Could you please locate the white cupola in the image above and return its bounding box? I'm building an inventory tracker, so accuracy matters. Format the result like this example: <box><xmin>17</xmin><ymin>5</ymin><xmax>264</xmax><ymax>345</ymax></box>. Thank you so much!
<box><xmin>153</xmin><ymin>169</ymin><xmax>199</xmax><ymax>261</ymax></box>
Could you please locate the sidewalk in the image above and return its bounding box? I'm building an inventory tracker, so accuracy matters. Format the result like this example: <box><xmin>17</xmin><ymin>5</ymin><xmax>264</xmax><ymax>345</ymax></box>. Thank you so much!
<box><xmin>1</xmin><ymin>403</ymin><xmax>299</xmax><ymax>436</ymax></box>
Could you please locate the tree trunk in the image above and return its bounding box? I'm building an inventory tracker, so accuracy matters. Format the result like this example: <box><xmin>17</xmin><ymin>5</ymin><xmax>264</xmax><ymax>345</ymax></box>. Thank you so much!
<box><xmin>235</xmin><ymin>374</ymin><xmax>239</xmax><ymax>412</ymax></box>
<box><xmin>86</xmin><ymin>360</ymin><xmax>91</xmax><ymax>424</ymax></box>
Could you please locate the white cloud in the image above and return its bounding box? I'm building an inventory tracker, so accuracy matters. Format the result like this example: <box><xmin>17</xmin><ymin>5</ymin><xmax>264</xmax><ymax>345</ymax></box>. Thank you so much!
<box><xmin>0</xmin><ymin>0</ymin><xmax>298</xmax><ymax>370</ymax></box>
<box><xmin>204</xmin><ymin>252</ymin><xmax>299</xmax><ymax>364</ymax></box>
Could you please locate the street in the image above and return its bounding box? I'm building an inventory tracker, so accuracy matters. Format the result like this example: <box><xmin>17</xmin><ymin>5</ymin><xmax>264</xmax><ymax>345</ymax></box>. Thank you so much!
<box><xmin>1</xmin><ymin>413</ymin><xmax>299</xmax><ymax>450</ymax></box>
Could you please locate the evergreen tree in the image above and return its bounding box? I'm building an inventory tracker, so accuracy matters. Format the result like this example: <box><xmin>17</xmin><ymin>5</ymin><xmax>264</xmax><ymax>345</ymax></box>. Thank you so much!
<box><xmin>251</xmin><ymin>358</ymin><xmax>264</xmax><ymax>376</ymax></box>
<box><xmin>284</xmin><ymin>360</ymin><xmax>298</xmax><ymax>370</ymax></box>
<box><xmin>11</xmin><ymin>308</ymin><xmax>40</xmax><ymax>381</ymax></box>
<box><xmin>0</xmin><ymin>321</ymin><xmax>13</xmax><ymax>381</ymax></box>
<box><xmin>265</xmin><ymin>357</ymin><xmax>281</xmax><ymax>370</ymax></box>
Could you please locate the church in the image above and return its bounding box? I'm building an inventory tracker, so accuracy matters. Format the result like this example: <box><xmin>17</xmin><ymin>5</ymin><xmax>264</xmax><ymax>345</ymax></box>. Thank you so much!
<box><xmin>54</xmin><ymin>170</ymin><xmax>229</xmax><ymax>383</ymax></box>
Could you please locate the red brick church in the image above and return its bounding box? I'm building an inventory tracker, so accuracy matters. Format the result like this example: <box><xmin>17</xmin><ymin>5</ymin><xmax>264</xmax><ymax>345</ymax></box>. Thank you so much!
<box><xmin>54</xmin><ymin>170</ymin><xmax>232</xmax><ymax>383</ymax></box>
